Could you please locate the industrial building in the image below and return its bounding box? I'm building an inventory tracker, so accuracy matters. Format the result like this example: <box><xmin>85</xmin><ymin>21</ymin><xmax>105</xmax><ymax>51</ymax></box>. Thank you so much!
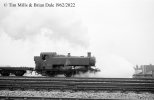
<box><xmin>133</xmin><ymin>64</ymin><xmax>154</xmax><ymax>78</ymax></box>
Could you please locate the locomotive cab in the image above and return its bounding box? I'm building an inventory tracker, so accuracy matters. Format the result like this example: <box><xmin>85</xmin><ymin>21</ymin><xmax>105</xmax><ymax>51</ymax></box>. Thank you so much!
<box><xmin>40</xmin><ymin>52</ymin><xmax>57</xmax><ymax>60</ymax></box>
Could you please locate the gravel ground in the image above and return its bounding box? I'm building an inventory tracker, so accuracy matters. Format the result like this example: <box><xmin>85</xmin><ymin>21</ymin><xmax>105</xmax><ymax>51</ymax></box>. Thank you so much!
<box><xmin>0</xmin><ymin>90</ymin><xmax>154</xmax><ymax>99</ymax></box>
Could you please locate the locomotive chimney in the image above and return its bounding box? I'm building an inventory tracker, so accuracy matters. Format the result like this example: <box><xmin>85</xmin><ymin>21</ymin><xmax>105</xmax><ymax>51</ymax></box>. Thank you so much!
<box><xmin>68</xmin><ymin>53</ymin><xmax>71</xmax><ymax>57</ymax></box>
<box><xmin>87</xmin><ymin>52</ymin><xmax>91</xmax><ymax>57</ymax></box>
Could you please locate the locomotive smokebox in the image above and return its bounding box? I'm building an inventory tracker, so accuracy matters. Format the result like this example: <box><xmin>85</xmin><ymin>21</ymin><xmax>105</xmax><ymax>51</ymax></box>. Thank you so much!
<box><xmin>68</xmin><ymin>53</ymin><xmax>71</xmax><ymax>57</ymax></box>
<box><xmin>87</xmin><ymin>52</ymin><xmax>91</xmax><ymax>57</ymax></box>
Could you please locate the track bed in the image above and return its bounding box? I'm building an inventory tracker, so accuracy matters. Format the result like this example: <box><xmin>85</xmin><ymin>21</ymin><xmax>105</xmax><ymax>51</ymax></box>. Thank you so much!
<box><xmin>0</xmin><ymin>77</ymin><xmax>154</xmax><ymax>92</ymax></box>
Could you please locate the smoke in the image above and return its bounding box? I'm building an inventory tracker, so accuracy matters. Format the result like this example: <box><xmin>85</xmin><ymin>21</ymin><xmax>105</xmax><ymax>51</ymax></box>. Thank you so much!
<box><xmin>94</xmin><ymin>54</ymin><xmax>134</xmax><ymax>78</ymax></box>
<box><xmin>0</xmin><ymin>6</ymin><xmax>89</xmax><ymax>47</ymax></box>
<box><xmin>0</xmin><ymin>3</ymin><xmax>90</xmax><ymax>67</ymax></box>
<box><xmin>74</xmin><ymin>54</ymin><xmax>134</xmax><ymax>78</ymax></box>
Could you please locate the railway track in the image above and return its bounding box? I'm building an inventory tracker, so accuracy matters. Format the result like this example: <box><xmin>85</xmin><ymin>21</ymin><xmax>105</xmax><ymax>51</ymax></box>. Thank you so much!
<box><xmin>0</xmin><ymin>96</ymin><xmax>103</xmax><ymax>100</ymax></box>
<box><xmin>0</xmin><ymin>76</ymin><xmax>154</xmax><ymax>92</ymax></box>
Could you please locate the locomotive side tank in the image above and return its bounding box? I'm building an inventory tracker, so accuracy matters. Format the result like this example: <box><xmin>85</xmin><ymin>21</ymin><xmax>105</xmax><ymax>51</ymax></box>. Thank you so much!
<box><xmin>34</xmin><ymin>52</ymin><xmax>96</xmax><ymax>77</ymax></box>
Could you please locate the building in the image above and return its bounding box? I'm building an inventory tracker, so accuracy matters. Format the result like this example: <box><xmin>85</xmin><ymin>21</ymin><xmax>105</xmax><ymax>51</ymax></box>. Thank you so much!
<box><xmin>133</xmin><ymin>64</ymin><xmax>154</xmax><ymax>78</ymax></box>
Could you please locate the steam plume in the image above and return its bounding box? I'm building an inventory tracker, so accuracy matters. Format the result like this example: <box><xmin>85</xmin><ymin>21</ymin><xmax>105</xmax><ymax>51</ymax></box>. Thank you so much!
<box><xmin>0</xmin><ymin>7</ymin><xmax>89</xmax><ymax>47</ymax></box>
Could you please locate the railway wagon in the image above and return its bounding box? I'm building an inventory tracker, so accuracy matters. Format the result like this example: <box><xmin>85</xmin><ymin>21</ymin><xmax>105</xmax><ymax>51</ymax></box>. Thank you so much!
<box><xmin>34</xmin><ymin>52</ymin><xmax>96</xmax><ymax>77</ymax></box>
<box><xmin>0</xmin><ymin>67</ymin><xmax>33</xmax><ymax>76</ymax></box>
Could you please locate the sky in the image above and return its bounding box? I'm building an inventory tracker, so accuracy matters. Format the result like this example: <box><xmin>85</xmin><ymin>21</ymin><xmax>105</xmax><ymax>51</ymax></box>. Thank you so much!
<box><xmin>0</xmin><ymin>0</ymin><xmax>154</xmax><ymax>78</ymax></box>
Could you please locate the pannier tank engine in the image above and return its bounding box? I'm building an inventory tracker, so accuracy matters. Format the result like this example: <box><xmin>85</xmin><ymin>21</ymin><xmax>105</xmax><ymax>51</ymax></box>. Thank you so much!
<box><xmin>34</xmin><ymin>52</ymin><xmax>96</xmax><ymax>77</ymax></box>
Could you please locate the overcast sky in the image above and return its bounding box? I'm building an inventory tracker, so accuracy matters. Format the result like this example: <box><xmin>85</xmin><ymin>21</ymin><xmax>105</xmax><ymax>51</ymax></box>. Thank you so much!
<box><xmin>0</xmin><ymin>0</ymin><xmax>154</xmax><ymax>78</ymax></box>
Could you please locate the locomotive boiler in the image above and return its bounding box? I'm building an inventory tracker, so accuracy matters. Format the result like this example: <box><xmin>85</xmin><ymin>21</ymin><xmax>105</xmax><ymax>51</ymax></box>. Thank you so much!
<box><xmin>34</xmin><ymin>52</ymin><xmax>96</xmax><ymax>77</ymax></box>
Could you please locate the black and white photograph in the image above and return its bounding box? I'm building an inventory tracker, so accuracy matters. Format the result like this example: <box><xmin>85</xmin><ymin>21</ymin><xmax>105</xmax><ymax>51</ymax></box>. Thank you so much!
<box><xmin>0</xmin><ymin>0</ymin><xmax>154</xmax><ymax>99</ymax></box>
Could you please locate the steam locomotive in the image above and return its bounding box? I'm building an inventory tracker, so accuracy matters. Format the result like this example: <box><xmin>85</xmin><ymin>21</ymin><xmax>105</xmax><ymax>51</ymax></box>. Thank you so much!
<box><xmin>0</xmin><ymin>52</ymin><xmax>98</xmax><ymax>77</ymax></box>
<box><xmin>34</xmin><ymin>52</ymin><xmax>96</xmax><ymax>77</ymax></box>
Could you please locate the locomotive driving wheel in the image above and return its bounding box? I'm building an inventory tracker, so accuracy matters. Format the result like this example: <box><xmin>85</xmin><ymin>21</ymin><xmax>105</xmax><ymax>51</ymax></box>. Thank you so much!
<box><xmin>64</xmin><ymin>71</ymin><xmax>73</xmax><ymax>77</ymax></box>
<box><xmin>46</xmin><ymin>71</ymin><xmax>56</xmax><ymax>77</ymax></box>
